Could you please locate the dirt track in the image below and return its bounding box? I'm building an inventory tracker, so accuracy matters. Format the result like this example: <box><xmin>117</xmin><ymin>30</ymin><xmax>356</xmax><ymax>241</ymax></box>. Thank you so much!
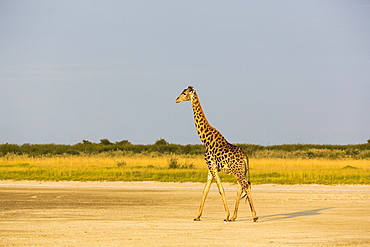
<box><xmin>0</xmin><ymin>181</ymin><xmax>369</xmax><ymax>246</ymax></box>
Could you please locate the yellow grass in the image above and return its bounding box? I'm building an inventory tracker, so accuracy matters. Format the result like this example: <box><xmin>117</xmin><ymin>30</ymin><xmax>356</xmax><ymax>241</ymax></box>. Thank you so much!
<box><xmin>251</xmin><ymin>158</ymin><xmax>370</xmax><ymax>184</ymax></box>
<box><xmin>0</xmin><ymin>154</ymin><xmax>203</xmax><ymax>168</ymax></box>
<box><xmin>0</xmin><ymin>154</ymin><xmax>369</xmax><ymax>184</ymax></box>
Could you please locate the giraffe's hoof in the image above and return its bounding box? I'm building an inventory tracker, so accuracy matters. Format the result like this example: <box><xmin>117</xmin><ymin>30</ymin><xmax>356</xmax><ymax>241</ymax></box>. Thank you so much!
<box><xmin>194</xmin><ymin>218</ymin><xmax>200</xmax><ymax>221</ymax></box>
<box><xmin>230</xmin><ymin>218</ymin><xmax>236</xmax><ymax>222</ymax></box>
<box><xmin>253</xmin><ymin>217</ymin><xmax>259</xmax><ymax>222</ymax></box>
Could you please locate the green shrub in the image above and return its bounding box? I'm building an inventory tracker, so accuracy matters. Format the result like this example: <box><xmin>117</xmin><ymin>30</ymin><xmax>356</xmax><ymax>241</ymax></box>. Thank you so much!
<box><xmin>116</xmin><ymin>161</ymin><xmax>127</xmax><ymax>167</ymax></box>
<box><xmin>168</xmin><ymin>157</ymin><xmax>179</xmax><ymax>169</ymax></box>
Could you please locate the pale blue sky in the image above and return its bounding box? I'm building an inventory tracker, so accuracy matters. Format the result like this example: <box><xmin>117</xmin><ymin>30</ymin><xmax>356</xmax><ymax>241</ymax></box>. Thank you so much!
<box><xmin>1</xmin><ymin>0</ymin><xmax>369</xmax><ymax>145</ymax></box>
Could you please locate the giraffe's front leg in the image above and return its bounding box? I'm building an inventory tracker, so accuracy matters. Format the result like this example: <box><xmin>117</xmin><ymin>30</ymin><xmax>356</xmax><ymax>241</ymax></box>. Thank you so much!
<box><xmin>194</xmin><ymin>171</ymin><xmax>213</xmax><ymax>221</ymax></box>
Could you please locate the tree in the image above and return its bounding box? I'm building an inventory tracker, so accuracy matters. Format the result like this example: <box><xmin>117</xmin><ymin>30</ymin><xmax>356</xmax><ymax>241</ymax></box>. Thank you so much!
<box><xmin>115</xmin><ymin>140</ymin><xmax>131</xmax><ymax>145</ymax></box>
<box><xmin>81</xmin><ymin>140</ymin><xmax>93</xmax><ymax>144</ymax></box>
<box><xmin>100</xmin><ymin>139</ymin><xmax>112</xmax><ymax>145</ymax></box>
<box><xmin>154</xmin><ymin>138</ymin><xmax>169</xmax><ymax>145</ymax></box>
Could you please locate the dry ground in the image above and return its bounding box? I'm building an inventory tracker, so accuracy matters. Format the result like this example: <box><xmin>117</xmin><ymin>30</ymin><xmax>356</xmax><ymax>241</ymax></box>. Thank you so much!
<box><xmin>0</xmin><ymin>181</ymin><xmax>369</xmax><ymax>246</ymax></box>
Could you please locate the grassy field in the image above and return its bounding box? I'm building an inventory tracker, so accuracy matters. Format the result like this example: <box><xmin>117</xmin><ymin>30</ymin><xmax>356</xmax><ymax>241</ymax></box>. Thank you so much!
<box><xmin>0</xmin><ymin>153</ymin><xmax>369</xmax><ymax>184</ymax></box>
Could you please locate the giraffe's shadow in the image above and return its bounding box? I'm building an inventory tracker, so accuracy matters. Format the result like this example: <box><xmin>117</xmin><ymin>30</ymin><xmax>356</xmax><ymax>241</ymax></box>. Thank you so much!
<box><xmin>198</xmin><ymin>208</ymin><xmax>333</xmax><ymax>222</ymax></box>
<box><xmin>256</xmin><ymin>207</ymin><xmax>334</xmax><ymax>222</ymax></box>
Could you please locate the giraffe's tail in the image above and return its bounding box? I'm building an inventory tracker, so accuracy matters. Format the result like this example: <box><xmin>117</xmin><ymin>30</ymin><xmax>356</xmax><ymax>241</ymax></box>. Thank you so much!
<box><xmin>241</xmin><ymin>157</ymin><xmax>251</xmax><ymax>200</ymax></box>
<box><xmin>245</xmin><ymin>156</ymin><xmax>251</xmax><ymax>184</ymax></box>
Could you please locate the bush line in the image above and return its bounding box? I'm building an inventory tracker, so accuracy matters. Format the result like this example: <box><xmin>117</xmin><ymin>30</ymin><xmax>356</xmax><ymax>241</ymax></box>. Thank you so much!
<box><xmin>1</xmin><ymin>139</ymin><xmax>370</xmax><ymax>159</ymax></box>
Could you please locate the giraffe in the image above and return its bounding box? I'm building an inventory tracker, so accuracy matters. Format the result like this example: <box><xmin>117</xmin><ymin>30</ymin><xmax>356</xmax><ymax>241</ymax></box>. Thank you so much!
<box><xmin>176</xmin><ymin>86</ymin><xmax>258</xmax><ymax>222</ymax></box>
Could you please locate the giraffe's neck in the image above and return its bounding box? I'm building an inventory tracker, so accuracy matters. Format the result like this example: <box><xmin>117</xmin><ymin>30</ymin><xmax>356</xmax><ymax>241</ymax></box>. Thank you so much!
<box><xmin>190</xmin><ymin>92</ymin><xmax>228</xmax><ymax>148</ymax></box>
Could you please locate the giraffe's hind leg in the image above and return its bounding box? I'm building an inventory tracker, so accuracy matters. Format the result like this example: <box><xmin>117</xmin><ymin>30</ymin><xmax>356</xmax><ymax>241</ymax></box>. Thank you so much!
<box><xmin>230</xmin><ymin>181</ymin><xmax>243</xmax><ymax>221</ymax></box>
<box><xmin>236</xmin><ymin>177</ymin><xmax>258</xmax><ymax>222</ymax></box>
<box><xmin>245</xmin><ymin>182</ymin><xmax>258</xmax><ymax>222</ymax></box>
<box><xmin>213</xmin><ymin>171</ymin><xmax>230</xmax><ymax>221</ymax></box>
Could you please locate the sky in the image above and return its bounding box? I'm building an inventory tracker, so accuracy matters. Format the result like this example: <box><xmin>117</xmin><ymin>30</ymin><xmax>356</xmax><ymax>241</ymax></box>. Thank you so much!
<box><xmin>1</xmin><ymin>0</ymin><xmax>369</xmax><ymax>145</ymax></box>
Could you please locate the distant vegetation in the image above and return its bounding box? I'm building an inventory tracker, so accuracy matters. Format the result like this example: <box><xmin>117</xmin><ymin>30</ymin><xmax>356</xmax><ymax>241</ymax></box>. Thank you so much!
<box><xmin>0</xmin><ymin>138</ymin><xmax>369</xmax><ymax>159</ymax></box>
<box><xmin>1</xmin><ymin>139</ymin><xmax>369</xmax><ymax>184</ymax></box>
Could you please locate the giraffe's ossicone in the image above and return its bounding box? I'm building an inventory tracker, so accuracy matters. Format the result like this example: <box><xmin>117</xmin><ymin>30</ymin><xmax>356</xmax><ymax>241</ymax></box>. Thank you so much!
<box><xmin>176</xmin><ymin>86</ymin><xmax>258</xmax><ymax>222</ymax></box>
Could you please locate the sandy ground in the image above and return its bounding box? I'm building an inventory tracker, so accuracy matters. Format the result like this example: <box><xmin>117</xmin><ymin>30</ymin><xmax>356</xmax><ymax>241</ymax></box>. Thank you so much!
<box><xmin>0</xmin><ymin>181</ymin><xmax>369</xmax><ymax>247</ymax></box>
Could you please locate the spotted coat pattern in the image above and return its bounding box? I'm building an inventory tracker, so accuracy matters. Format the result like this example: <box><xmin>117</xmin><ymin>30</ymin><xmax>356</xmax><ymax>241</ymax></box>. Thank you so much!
<box><xmin>176</xmin><ymin>86</ymin><xmax>258</xmax><ymax>222</ymax></box>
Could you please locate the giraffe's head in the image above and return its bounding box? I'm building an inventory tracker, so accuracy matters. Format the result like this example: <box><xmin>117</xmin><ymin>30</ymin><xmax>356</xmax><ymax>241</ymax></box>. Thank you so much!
<box><xmin>176</xmin><ymin>86</ymin><xmax>196</xmax><ymax>103</ymax></box>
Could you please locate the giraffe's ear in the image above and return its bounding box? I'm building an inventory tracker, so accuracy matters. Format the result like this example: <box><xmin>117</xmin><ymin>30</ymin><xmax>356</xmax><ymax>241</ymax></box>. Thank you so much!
<box><xmin>188</xmin><ymin>86</ymin><xmax>196</xmax><ymax>93</ymax></box>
